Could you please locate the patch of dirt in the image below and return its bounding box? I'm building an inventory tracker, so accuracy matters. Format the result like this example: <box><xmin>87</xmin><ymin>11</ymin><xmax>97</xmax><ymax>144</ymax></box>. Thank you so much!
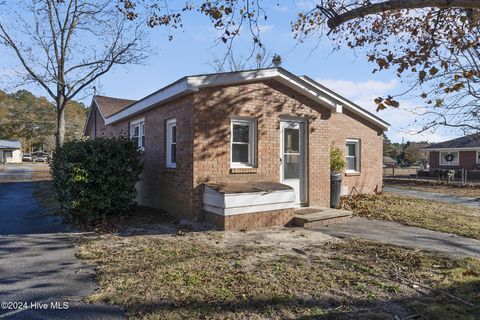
<box><xmin>75</xmin><ymin>229</ymin><xmax>480</xmax><ymax>320</ymax></box>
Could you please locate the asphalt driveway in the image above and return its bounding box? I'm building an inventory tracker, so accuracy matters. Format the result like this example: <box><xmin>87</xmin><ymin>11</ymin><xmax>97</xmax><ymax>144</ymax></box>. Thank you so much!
<box><xmin>384</xmin><ymin>186</ymin><xmax>480</xmax><ymax>211</ymax></box>
<box><xmin>0</xmin><ymin>166</ymin><xmax>124</xmax><ymax>319</ymax></box>
<box><xmin>312</xmin><ymin>217</ymin><xmax>480</xmax><ymax>259</ymax></box>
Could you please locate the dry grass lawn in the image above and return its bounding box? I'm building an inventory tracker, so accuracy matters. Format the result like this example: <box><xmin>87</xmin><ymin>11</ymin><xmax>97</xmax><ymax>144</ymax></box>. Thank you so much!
<box><xmin>76</xmin><ymin>229</ymin><xmax>480</xmax><ymax>320</ymax></box>
<box><xmin>385</xmin><ymin>180</ymin><xmax>480</xmax><ymax>198</ymax></box>
<box><xmin>342</xmin><ymin>194</ymin><xmax>480</xmax><ymax>240</ymax></box>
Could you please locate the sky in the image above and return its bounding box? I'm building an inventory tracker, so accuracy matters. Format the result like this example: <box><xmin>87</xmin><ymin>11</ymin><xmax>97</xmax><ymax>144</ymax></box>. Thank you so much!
<box><xmin>0</xmin><ymin>0</ymin><xmax>462</xmax><ymax>143</ymax></box>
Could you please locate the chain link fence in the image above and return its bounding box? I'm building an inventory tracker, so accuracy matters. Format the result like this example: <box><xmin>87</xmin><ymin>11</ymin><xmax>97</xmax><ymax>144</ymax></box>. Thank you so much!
<box><xmin>383</xmin><ymin>167</ymin><xmax>480</xmax><ymax>184</ymax></box>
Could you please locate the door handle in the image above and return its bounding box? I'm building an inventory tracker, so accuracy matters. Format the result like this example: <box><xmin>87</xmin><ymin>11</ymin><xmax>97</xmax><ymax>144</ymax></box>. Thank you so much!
<box><xmin>279</xmin><ymin>157</ymin><xmax>282</xmax><ymax>163</ymax></box>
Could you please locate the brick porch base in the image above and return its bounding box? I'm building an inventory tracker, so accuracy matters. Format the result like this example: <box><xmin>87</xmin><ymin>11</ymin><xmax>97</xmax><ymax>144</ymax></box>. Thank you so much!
<box><xmin>204</xmin><ymin>208</ymin><xmax>295</xmax><ymax>231</ymax></box>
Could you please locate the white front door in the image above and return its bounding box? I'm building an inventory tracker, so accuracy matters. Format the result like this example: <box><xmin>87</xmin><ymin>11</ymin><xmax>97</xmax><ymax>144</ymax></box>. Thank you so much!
<box><xmin>280</xmin><ymin>120</ymin><xmax>307</xmax><ymax>205</ymax></box>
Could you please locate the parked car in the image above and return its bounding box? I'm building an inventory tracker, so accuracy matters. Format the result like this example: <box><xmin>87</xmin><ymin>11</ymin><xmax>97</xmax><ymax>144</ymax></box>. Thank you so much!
<box><xmin>32</xmin><ymin>151</ymin><xmax>49</xmax><ymax>163</ymax></box>
<box><xmin>22</xmin><ymin>153</ymin><xmax>33</xmax><ymax>162</ymax></box>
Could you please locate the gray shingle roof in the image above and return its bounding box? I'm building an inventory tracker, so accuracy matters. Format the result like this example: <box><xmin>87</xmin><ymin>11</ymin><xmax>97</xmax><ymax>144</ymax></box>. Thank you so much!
<box><xmin>0</xmin><ymin>140</ymin><xmax>21</xmax><ymax>149</ymax></box>
<box><xmin>423</xmin><ymin>133</ymin><xmax>480</xmax><ymax>149</ymax></box>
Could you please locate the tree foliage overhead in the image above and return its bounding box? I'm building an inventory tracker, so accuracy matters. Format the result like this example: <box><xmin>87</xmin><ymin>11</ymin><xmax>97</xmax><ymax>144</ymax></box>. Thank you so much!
<box><xmin>0</xmin><ymin>89</ymin><xmax>86</xmax><ymax>151</ymax></box>
<box><xmin>122</xmin><ymin>0</ymin><xmax>479</xmax><ymax>133</ymax></box>
<box><xmin>292</xmin><ymin>0</ymin><xmax>480</xmax><ymax>132</ymax></box>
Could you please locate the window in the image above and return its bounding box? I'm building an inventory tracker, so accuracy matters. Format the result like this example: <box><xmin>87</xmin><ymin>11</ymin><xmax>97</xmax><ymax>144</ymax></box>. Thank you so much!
<box><xmin>345</xmin><ymin>139</ymin><xmax>360</xmax><ymax>172</ymax></box>
<box><xmin>477</xmin><ymin>151</ymin><xmax>480</xmax><ymax>165</ymax></box>
<box><xmin>231</xmin><ymin>118</ymin><xmax>256</xmax><ymax>167</ymax></box>
<box><xmin>439</xmin><ymin>151</ymin><xmax>459</xmax><ymax>166</ymax></box>
<box><xmin>130</xmin><ymin>119</ymin><xmax>145</xmax><ymax>151</ymax></box>
<box><xmin>166</xmin><ymin>118</ymin><xmax>176</xmax><ymax>168</ymax></box>
<box><xmin>4</xmin><ymin>151</ymin><xmax>12</xmax><ymax>158</ymax></box>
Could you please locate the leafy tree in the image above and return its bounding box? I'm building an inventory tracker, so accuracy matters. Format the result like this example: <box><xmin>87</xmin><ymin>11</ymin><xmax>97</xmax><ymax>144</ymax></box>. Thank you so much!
<box><xmin>404</xmin><ymin>141</ymin><xmax>430</xmax><ymax>166</ymax></box>
<box><xmin>0</xmin><ymin>0</ymin><xmax>149</xmax><ymax>147</ymax></box>
<box><xmin>0</xmin><ymin>89</ymin><xmax>86</xmax><ymax>152</ymax></box>
<box><xmin>383</xmin><ymin>134</ymin><xmax>401</xmax><ymax>159</ymax></box>
<box><xmin>122</xmin><ymin>1</ymin><xmax>480</xmax><ymax>132</ymax></box>
<box><xmin>293</xmin><ymin>1</ymin><xmax>480</xmax><ymax>132</ymax></box>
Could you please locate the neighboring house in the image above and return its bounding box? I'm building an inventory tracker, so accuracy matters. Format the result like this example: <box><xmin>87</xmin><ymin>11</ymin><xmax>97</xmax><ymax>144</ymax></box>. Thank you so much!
<box><xmin>83</xmin><ymin>95</ymin><xmax>136</xmax><ymax>138</ymax></box>
<box><xmin>383</xmin><ymin>156</ymin><xmax>397</xmax><ymax>167</ymax></box>
<box><xmin>422</xmin><ymin>133</ymin><xmax>480</xmax><ymax>170</ymax></box>
<box><xmin>84</xmin><ymin>68</ymin><xmax>389</xmax><ymax>230</ymax></box>
<box><xmin>0</xmin><ymin>140</ymin><xmax>22</xmax><ymax>164</ymax></box>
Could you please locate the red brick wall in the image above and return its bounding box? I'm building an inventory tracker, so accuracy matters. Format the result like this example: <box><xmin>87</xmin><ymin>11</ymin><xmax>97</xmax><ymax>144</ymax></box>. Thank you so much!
<box><xmin>429</xmin><ymin>151</ymin><xmax>440</xmax><ymax>168</ymax></box>
<box><xmin>460</xmin><ymin>151</ymin><xmax>480</xmax><ymax>170</ymax></box>
<box><xmin>430</xmin><ymin>150</ymin><xmax>480</xmax><ymax>170</ymax></box>
<box><xmin>106</xmin><ymin>95</ymin><xmax>195</xmax><ymax>219</ymax></box>
<box><xmin>191</xmin><ymin>80</ymin><xmax>384</xmax><ymax>218</ymax></box>
<box><xmin>98</xmin><ymin>79</ymin><xmax>385</xmax><ymax>224</ymax></box>
<box><xmin>330</xmin><ymin>109</ymin><xmax>384</xmax><ymax>195</ymax></box>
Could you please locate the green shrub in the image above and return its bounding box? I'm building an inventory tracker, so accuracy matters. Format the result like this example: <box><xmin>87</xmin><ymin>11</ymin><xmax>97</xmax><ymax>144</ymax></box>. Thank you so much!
<box><xmin>50</xmin><ymin>137</ymin><xmax>143</xmax><ymax>223</ymax></box>
<box><xmin>330</xmin><ymin>145</ymin><xmax>346</xmax><ymax>173</ymax></box>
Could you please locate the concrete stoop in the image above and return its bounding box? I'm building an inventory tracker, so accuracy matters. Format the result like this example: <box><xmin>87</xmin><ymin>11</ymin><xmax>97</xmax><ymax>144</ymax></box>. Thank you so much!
<box><xmin>294</xmin><ymin>207</ymin><xmax>352</xmax><ymax>228</ymax></box>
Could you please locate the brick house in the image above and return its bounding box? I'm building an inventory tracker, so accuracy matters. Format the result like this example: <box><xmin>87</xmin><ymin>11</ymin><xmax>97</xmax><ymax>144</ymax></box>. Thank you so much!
<box><xmin>84</xmin><ymin>68</ymin><xmax>389</xmax><ymax>230</ymax></box>
<box><xmin>422</xmin><ymin>133</ymin><xmax>480</xmax><ymax>170</ymax></box>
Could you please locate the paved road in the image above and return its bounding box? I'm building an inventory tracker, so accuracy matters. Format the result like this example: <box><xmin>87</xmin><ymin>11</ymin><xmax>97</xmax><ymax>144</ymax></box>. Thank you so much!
<box><xmin>384</xmin><ymin>186</ymin><xmax>480</xmax><ymax>211</ymax></box>
<box><xmin>0</xmin><ymin>167</ymin><xmax>124</xmax><ymax>319</ymax></box>
<box><xmin>313</xmin><ymin>217</ymin><xmax>480</xmax><ymax>259</ymax></box>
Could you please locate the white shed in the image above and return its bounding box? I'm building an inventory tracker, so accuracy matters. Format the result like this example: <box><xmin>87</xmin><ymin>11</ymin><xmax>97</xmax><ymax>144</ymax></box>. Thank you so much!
<box><xmin>0</xmin><ymin>140</ymin><xmax>22</xmax><ymax>164</ymax></box>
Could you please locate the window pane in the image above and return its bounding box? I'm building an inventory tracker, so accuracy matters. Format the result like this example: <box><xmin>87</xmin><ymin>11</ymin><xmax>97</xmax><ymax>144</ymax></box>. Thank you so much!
<box><xmin>233</xmin><ymin>124</ymin><xmax>250</xmax><ymax>143</ymax></box>
<box><xmin>284</xmin><ymin>154</ymin><xmax>300</xmax><ymax>179</ymax></box>
<box><xmin>171</xmin><ymin>125</ymin><xmax>176</xmax><ymax>143</ymax></box>
<box><xmin>284</xmin><ymin>128</ymin><xmax>299</xmax><ymax>153</ymax></box>
<box><xmin>141</xmin><ymin>135</ymin><xmax>145</xmax><ymax>149</ymax></box>
<box><xmin>134</xmin><ymin>125</ymin><xmax>139</xmax><ymax>136</ymax></box>
<box><xmin>170</xmin><ymin>144</ymin><xmax>176</xmax><ymax>164</ymax></box>
<box><xmin>132</xmin><ymin>137</ymin><xmax>139</xmax><ymax>149</ymax></box>
<box><xmin>346</xmin><ymin>143</ymin><xmax>356</xmax><ymax>156</ymax></box>
<box><xmin>232</xmin><ymin>144</ymin><xmax>249</xmax><ymax>163</ymax></box>
<box><xmin>346</xmin><ymin>156</ymin><xmax>356</xmax><ymax>171</ymax></box>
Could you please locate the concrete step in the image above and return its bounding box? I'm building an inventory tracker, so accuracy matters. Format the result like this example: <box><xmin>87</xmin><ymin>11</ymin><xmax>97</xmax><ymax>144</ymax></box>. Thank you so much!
<box><xmin>293</xmin><ymin>207</ymin><xmax>352</xmax><ymax>227</ymax></box>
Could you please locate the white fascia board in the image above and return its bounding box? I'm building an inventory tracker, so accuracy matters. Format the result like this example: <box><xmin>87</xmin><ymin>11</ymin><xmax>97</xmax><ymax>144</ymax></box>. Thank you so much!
<box><xmin>421</xmin><ymin>147</ymin><xmax>480</xmax><ymax>152</ymax></box>
<box><xmin>106</xmin><ymin>78</ymin><xmax>192</xmax><ymax>125</ymax></box>
<box><xmin>189</xmin><ymin>68</ymin><xmax>337</xmax><ymax>111</ymax></box>
<box><xmin>300</xmin><ymin>76</ymin><xmax>390</xmax><ymax>130</ymax></box>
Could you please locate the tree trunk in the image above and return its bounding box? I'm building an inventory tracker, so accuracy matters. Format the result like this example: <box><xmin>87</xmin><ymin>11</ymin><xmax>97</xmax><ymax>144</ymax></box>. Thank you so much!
<box><xmin>55</xmin><ymin>96</ymin><xmax>66</xmax><ymax>148</ymax></box>
<box><xmin>327</xmin><ymin>0</ymin><xmax>480</xmax><ymax>29</ymax></box>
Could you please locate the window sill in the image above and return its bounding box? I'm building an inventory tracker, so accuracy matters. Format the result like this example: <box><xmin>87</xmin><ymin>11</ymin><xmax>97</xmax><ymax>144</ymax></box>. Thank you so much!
<box><xmin>345</xmin><ymin>171</ymin><xmax>360</xmax><ymax>176</ymax></box>
<box><xmin>230</xmin><ymin>167</ymin><xmax>257</xmax><ymax>174</ymax></box>
<box><xmin>164</xmin><ymin>167</ymin><xmax>177</xmax><ymax>173</ymax></box>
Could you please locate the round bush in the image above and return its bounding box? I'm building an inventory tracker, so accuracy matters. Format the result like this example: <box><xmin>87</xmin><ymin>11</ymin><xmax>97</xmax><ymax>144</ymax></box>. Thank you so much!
<box><xmin>50</xmin><ymin>137</ymin><xmax>143</xmax><ymax>222</ymax></box>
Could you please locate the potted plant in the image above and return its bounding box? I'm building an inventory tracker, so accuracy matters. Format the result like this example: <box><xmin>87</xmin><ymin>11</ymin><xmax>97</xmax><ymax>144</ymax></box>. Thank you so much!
<box><xmin>330</xmin><ymin>145</ymin><xmax>346</xmax><ymax>208</ymax></box>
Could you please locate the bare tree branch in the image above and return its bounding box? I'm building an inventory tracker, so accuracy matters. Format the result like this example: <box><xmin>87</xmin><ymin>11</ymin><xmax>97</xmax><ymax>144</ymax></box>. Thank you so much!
<box><xmin>327</xmin><ymin>0</ymin><xmax>480</xmax><ymax>29</ymax></box>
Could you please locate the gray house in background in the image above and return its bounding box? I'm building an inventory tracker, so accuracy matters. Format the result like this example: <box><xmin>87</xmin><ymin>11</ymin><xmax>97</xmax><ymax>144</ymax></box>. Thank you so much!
<box><xmin>0</xmin><ymin>140</ymin><xmax>22</xmax><ymax>164</ymax></box>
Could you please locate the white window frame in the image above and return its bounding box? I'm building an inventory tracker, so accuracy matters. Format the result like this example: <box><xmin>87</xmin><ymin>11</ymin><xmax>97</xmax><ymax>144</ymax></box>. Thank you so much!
<box><xmin>129</xmin><ymin>118</ymin><xmax>145</xmax><ymax>151</ymax></box>
<box><xmin>477</xmin><ymin>151</ymin><xmax>480</xmax><ymax>165</ymax></box>
<box><xmin>166</xmin><ymin>118</ymin><xmax>176</xmax><ymax>168</ymax></box>
<box><xmin>439</xmin><ymin>151</ymin><xmax>459</xmax><ymax>166</ymax></box>
<box><xmin>230</xmin><ymin>118</ymin><xmax>256</xmax><ymax>168</ymax></box>
<box><xmin>345</xmin><ymin>139</ymin><xmax>360</xmax><ymax>173</ymax></box>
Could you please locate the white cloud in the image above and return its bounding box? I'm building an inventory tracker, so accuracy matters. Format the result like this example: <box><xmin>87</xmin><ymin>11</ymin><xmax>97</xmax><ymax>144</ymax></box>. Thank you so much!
<box><xmin>318</xmin><ymin>78</ymin><xmax>398</xmax><ymax>100</ymax></box>
<box><xmin>272</xmin><ymin>5</ymin><xmax>289</xmax><ymax>12</ymax></box>
<box><xmin>258</xmin><ymin>24</ymin><xmax>274</xmax><ymax>34</ymax></box>
<box><xmin>315</xmin><ymin>78</ymin><xmax>454</xmax><ymax>143</ymax></box>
